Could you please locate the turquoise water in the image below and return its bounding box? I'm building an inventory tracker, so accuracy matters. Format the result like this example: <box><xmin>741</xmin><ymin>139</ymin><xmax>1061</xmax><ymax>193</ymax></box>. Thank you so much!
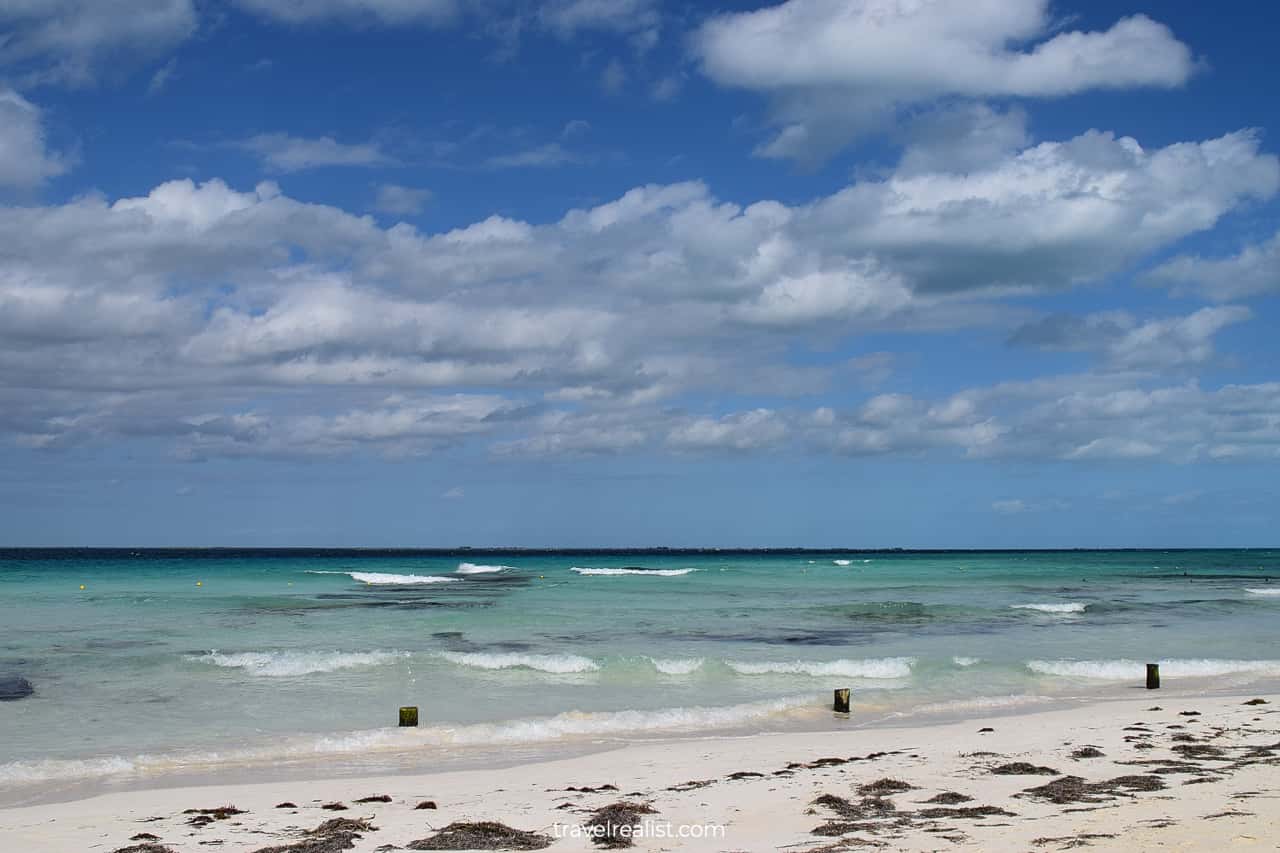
<box><xmin>1</xmin><ymin>548</ymin><xmax>1278</xmax><ymax>800</ymax></box>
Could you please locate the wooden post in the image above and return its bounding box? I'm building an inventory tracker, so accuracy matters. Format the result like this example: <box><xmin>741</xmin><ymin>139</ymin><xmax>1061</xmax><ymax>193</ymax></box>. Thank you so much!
<box><xmin>833</xmin><ymin>688</ymin><xmax>850</xmax><ymax>713</ymax></box>
<box><xmin>399</xmin><ymin>706</ymin><xmax>419</xmax><ymax>727</ymax></box>
<box><xmin>1145</xmin><ymin>664</ymin><xmax>1160</xmax><ymax>690</ymax></box>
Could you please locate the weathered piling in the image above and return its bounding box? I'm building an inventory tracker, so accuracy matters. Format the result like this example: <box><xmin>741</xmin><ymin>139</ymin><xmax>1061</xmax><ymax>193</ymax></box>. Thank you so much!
<box><xmin>833</xmin><ymin>688</ymin><xmax>850</xmax><ymax>713</ymax></box>
<box><xmin>1146</xmin><ymin>663</ymin><xmax>1160</xmax><ymax>690</ymax></box>
<box><xmin>399</xmin><ymin>705</ymin><xmax>419</xmax><ymax>727</ymax></box>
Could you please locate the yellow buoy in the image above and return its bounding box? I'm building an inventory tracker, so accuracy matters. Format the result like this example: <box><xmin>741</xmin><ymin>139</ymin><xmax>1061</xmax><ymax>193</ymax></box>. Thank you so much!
<box><xmin>79</xmin><ymin>584</ymin><xmax>86</xmax><ymax>590</ymax></box>
<box><xmin>196</xmin><ymin>581</ymin><xmax>202</xmax><ymax>587</ymax></box>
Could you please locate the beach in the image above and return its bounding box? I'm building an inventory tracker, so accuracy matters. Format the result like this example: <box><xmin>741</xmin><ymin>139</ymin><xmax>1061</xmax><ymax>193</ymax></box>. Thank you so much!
<box><xmin>3</xmin><ymin>690</ymin><xmax>1278</xmax><ymax>852</ymax></box>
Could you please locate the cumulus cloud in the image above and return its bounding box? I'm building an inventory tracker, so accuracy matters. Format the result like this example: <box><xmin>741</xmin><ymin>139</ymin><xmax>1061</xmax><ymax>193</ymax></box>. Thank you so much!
<box><xmin>0</xmin><ymin>0</ymin><xmax>197</xmax><ymax>86</ymax></box>
<box><xmin>0</xmin><ymin>89</ymin><xmax>73</xmax><ymax>187</ymax></box>
<box><xmin>696</xmin><ymin>0</ymin><xmax>1196</xmax><ymax>161</ymax></box>
<box><xmin>1009</xmin><ymin>306</ymin><xmax>1252</xmax><ymax>370</ymax></box>
<box><xmin>239</xmin><ymin>133</ymin><xmax>396</xmax><ymax>172</ymax></box>
<box><xmin>1</xmin><ymin>126</ymin><xmax>1277</xmax><ymax>462</ymax></box>
<box><xmin>1146</xmin><ymin>230</ymin><xmax>1280</xmax><ymax>301</ymax></box>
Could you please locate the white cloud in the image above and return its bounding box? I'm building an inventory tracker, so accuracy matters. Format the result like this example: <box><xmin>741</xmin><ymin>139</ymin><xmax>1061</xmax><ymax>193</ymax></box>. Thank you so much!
<box><xmin>992</xmin><ymin>499</ymin><xmax>1029</xmax><ymax>514</ymax></box>
<box><xmin>538</xmin><ymin>0</ymin><xmax>659</xmax><ymax>40</ymax></box>
<box><xmin>696</xmin><ymin>0</ymin><xmax>1196</xmax><ymax>161</ymax></box>
<box><xmin>240</xmin><ymin>133</ymin><xmax>395</xmax><ymax>172</ymax></box>
<box><xmin>0</xmin><ymin>0</ymin><xmax>197</xmax><ymax>86</ymax></box>
<box><xmin>233</xmin><ymin>0</ymin><xmax>459</xmax><ymax>26</ymax></box>
<box><xmin>667</xmin><ymin>409</ymin><xmax>789</xmax><ymax>451</ymax></box>
<box><xmin>484</xmin><ymin>142</ymin><xmax>584</xmax><ymax>169</ymax></box>
<box><xmin>1009</xmin><ymin>306</ymin><xmax>1252</xmax><ymax>370</ymax></box>
<box><xmin>1</xmin><ymin>126</ymin><xmax>1277</xmax><ymax>462</ymax></box>
<box><xmin>1146</xmin><ymin>230</ymin><xmax>1280</xmax><ymax>301</ymax></box>
<box><xmin>374</xmin><ymin>184</ymin><xmax>432</xmax><ymax>215</ymax></box>
<box><xmin>0</xmin><ymin>89</ymin><xmax>73</xmax><ymax>187</ymax></box>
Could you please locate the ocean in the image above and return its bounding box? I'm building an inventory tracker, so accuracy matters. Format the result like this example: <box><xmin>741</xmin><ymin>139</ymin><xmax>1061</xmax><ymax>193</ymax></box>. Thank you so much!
<box><xmin>2</xmin><ymin>548</ymin><xmax>1278</xmax><ymax>804</ymax></box>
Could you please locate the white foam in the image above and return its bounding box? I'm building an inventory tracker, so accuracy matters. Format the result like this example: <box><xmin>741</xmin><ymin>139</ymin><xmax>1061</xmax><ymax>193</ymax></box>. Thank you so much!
<box><xmin>1245</xmin><ymin>587</ymin><xmax>1280</xmax><ymax>597</ymax></box>
<box><xmin>570</xmin><ymin>567</ymin><xmax>695</xmax><ymax>577</ymax></box>
<box><xmin>191</xmin><ymin>650</ymin><xmax>405</xmax><ymax>677</ymax></box>
<box><xmin>455</xmin><ymin>562</ymin><xmax>511</xmax><ymax>574</ymax></box>
<box><xmin>1028</xmin><ymin>658</ymin><xmax>1280</xmax><ymax>680</ymax></box>
<box><xmin>438</xmin><ymin>651</ymin><xmax>600</xmax><ymax>674</ymax></box>
<box><xmin>651</xmin><ymin>658</ymin><xmax>705</xmax><ymax>675</ymax></box>
<box><xmin>952</xmin><ymin>656</ymin><xmax>981</xmax><ymax>667</ymax></box>
<box><xmin>726</xmin><ymin>657</ymin><xmax>914</xmax><ymax>679</ymax></box>
<box><xmin>1011</xmin><ymin>602</ymin><xmax>1086</xmax><ymax>614</ymax></box>
<box><xmin>0</xmin><ymin>696</ymin><xmax>818</xmax><ymax>786</ymax></box>
<box><xmin>832</xmin><ymin>559</ymin><xmax>853</xmax><ymax>566</ymax></box>
<box><xmin>908</xmin><ymin>694</ymin><xmax>1052</xmax><ymax>715</ymax></box>
<box><xmin>307</xmin><ymin>570</ymin><xmax>458</xmax><ymax>585</ymax></box>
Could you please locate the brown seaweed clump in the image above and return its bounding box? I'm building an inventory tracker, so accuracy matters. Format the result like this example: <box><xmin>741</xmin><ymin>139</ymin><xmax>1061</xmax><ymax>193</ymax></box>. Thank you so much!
<box><xmin>916</xmin><ymin>805</ymin><xmax>1015</xmax><ymax>819</ymax></box>
<box><xmin>354</xmin><ymin>795</ymin><xmax>392</xmax><ymax>804</ymax></box>
<box><xmin>250</xmin><ymin>817</ymin><xmax>378</xmax><ymax>853</ymax></box>
<box><xmin>922</xmin><ymin>792</ymin><xmax>973</xmax><ymax>805</ymax></box>
<box><xmin>990</xmin><ymin>762</ymin><xmax>1060</xmax><ymax>776</ymax></box>
<box><xmin>1020</xmin><ymin>775</ymin><xmax>1165</xmax><ymax>805</ymax></box>
<box><xmin>252</xmin><ymin>833</ymin><xmax>361</xmax><ymax>853</ymax></box>
<box><xmin>406</xmin><ymin>821</ymin><xmax>552</xmax><ymax>851</ymax></box>
<box><xmin>308</xmin><ymin>818</ymin><xmax>377</xmax><ymax>835</ymax></box>
<box><xmin>857</xmin><ymin>778</ymin><xmax>915</xmax><ymax>796</ymax></box>
<box><xmin>112</xmin><ymin>845</ymin><xmax>177</xmax><ymax>853</ymax></box>
<box><xmin>1070</xmin><ymin>747</ymin><xmax>1105</xmax><ymax>759</ymax></box>
<box><xmin>581</xmin><ymin>801</ymin><xmax>659</xmax><ymax>849</ymax></box>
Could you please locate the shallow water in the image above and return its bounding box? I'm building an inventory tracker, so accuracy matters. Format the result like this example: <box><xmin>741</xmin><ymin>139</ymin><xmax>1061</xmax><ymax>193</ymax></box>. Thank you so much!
<box><xmin>1</xmin><ymin>548</ymin><xmax>1277</xmax><ymax>800</ymax></box>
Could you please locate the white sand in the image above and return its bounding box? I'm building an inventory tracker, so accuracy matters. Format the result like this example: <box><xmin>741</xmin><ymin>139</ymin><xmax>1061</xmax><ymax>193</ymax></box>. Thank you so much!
<box><xmin>2</xmin><ymin>691</ymin><xmax>1278</xmax><ymax>852</ymax></box>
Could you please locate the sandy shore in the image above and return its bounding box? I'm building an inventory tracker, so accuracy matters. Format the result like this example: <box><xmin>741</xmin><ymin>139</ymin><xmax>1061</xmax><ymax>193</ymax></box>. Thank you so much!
<box><xmin>2</xmin><ymin>691</ymin><xmax>1278</xmax><ymax>852</ymax></box>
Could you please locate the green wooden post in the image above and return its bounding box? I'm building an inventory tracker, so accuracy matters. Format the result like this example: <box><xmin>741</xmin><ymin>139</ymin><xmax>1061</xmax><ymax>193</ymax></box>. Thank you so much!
<box><xmin>399</xmin><ymin>705</ymin><xmax>419</xmax><ymax>726</ymax></box>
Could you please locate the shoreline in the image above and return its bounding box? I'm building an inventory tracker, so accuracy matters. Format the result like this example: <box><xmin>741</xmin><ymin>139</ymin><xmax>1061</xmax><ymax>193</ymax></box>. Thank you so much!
<box><xmin>3</xmin><ymin>689</ymin><xmax>1277</xmax><ymax>851</ymax></box>
<box><xmin>4</xmin><ymin>675</ymin><xmax>1279</xmax><ymax>810</ymax></box>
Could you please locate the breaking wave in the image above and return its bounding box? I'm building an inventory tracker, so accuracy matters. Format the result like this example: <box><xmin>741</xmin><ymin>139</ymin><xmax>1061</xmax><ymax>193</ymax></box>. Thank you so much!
<box><xmin>1027</xmin><ymin>658</ymin><xmax>1280</xmax><ymax>680</ymax></box>
<box><xmin>306</xmin><ymin>570</ymin><xmax>458</xmax><ymax>585</ymax></box>
<box><xmin>455</xmin><ymin>563</ymin><xmax>511</xmax><ymax>574</ymax></box>
<box><xmin>438</xmin><ymin>651</ymin><xmax>600</xmax><ymax>674</ymax></box>
<box><xmin>1011</xmin><ymin>602</ymin><xmax>1086</xmax><ymax>614</ymax></box>
<box><xmin>570</xmin><ymin>567</ymin><xmax>695</xmax><ymax>577</ymax></box>
<box><xmin>651</xmin><ymin>658</ymin><xmax>705</xmax><ymax>675</ymax></box>
<box><xmin>1245</xmin><ymin>587</ymin><xmax>1280</xmax><ymax>597</ymax></box>
<box><xmin>726</xmin><ymin>657</ymin><xmax>914</xmax><ymax>679</ymax></box>
<box><xmin>190</xmin><ymin>650</ymin><xmax>406</xmax><ymax>677</ymax></box>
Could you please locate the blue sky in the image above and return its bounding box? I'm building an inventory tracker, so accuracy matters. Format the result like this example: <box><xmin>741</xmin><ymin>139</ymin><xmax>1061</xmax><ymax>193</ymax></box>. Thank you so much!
<box><xmin>1</xmin><ymin>0</ymin><xmax>1279</xmax><ymax>547</ymax></box>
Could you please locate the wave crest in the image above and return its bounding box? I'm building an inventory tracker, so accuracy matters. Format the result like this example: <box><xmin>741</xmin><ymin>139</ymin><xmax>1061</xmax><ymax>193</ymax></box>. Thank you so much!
<box><xmin>570</xmin><ymin>567</ymin><xmax>695</xmax><ymax>577</ymax></box>
<box><xmin>455</xmin><ymin>563</ymin><xmax>511</xmax><ymax>574</ymax></box>
<box><xmin>726</xmin><ymin>657</ymin><xmax>914</xmax><ymax>679</ymax></box>
<box><xmin>1245</xmin><ymin>587</ymin><xmax>1280</xmax><ymax>597</ymax></box>
<box><xmin>191</xmin><ymin>650</ymin><xmax>405</xmax><ymax>677</ymax></box>
<box><xmin>1028</xmin><ymin>658</ymin><xmax>1280</xmax><ymax>680</ymax></box>
<box><xmin>438</xmin><ymin>651</ymin><xmax>600</xmax><ymax>674</ymax></box>
<box><xmin>1011</xmin><ymin>602</ymin><xmax>1085</xmax><ymax>614</ymax></box>
<box><xmin>307</xmin><ymin>570</ymin><xmax>457</xmax><ymax>585</ymax></box>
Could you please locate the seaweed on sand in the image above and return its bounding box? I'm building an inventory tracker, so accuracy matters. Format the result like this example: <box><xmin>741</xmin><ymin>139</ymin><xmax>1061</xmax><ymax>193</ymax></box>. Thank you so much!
<box><xmin>406</xmin><ymin>821</ymin><xmax>552</xmax><ymax>851</ymax></box>
<box><xmin>581</xmin><ymin>801</ymin><xmax>659</xmax><ymax>849</ymax></box>
<box><xmin>112</xmin><ymin>845</ymin><xmax>177</xmax><ymax>853</ymax></box>
<box><xmin>1070</xmin><ymin>747</ymin><xmax>1105</xmax><ymax>759</ymax></box>
<box><xmin>990</xmin><ymin>762</ymin><xmax>1060</xmax><ymax>776</ymax></box>
<box><xmin>856</xmin><ymin>779</ymin><xmax>915</xmax><ymax>796</ymax></box>
<box><xmin>249</xmin><ymin>817</ymin><xmax>377</xmax><ymax>853</ymax></box>
<box><xmin>354</xmin><ymin>795</ymin><xmax>392</xmax><ymax>804</ymax></box>
<box><xmin>916</xmin><ymin>805</ymin><xmax>1015</xmax><ymax>819</ymax></box>
<box><xmin>1019</xmin><ymin>774</ymin><xmax>1165</xmax><ymax>805</ymax></box>
<box><xmin>921</xmin><ymin>792</ymin><xmax>973</xmax><ymax>805</ymax></box>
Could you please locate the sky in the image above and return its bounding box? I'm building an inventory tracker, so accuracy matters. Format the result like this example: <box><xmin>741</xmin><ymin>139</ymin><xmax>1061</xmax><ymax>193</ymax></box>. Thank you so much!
<box><xmin>1</xmin><ymin>0</ymin><xmax>1279</xmax><ymax>548</ymax></box>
